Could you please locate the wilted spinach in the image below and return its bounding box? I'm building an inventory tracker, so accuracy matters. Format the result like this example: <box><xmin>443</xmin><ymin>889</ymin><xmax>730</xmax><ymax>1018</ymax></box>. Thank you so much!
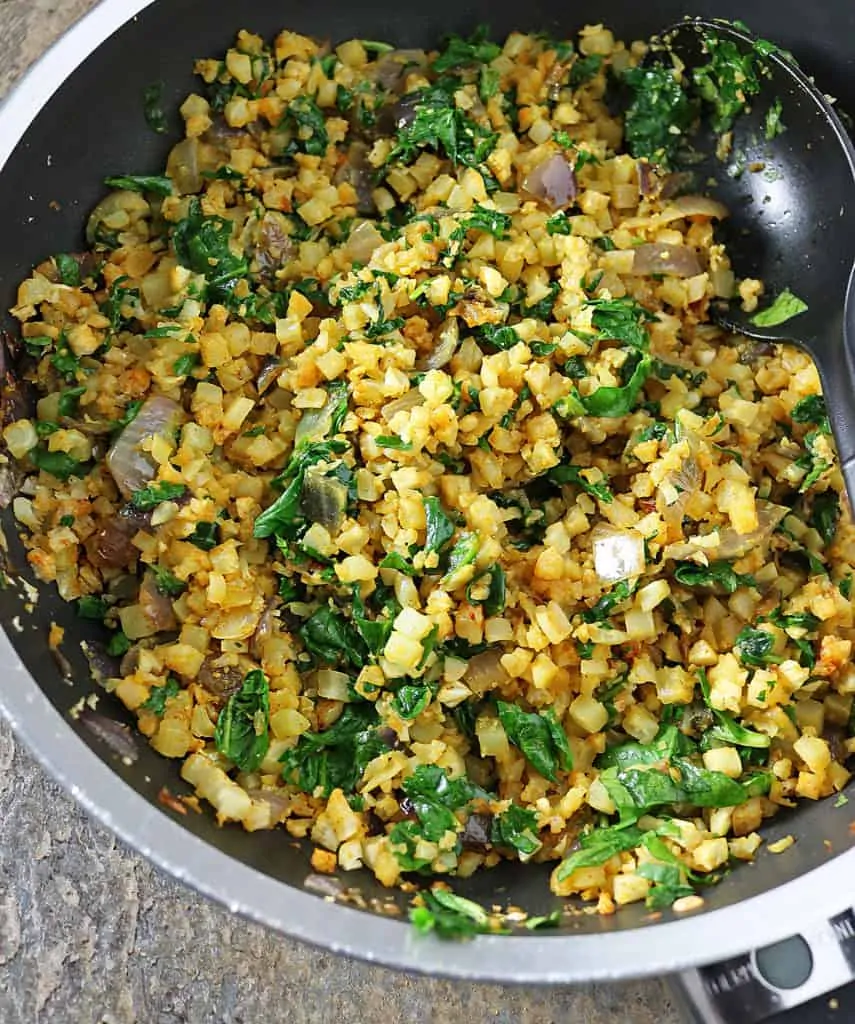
<box><xmin>214</xmin><ymin>670</ymin><xmax>270</xmax><ymax>772</ymax></box>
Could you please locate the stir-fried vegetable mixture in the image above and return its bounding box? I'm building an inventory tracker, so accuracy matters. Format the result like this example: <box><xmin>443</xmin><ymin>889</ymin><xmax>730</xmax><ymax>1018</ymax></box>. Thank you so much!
<box><xmin>3</xmin><ymin>22</ymin><xmax>853</xmax><ymax>934</ymax></box>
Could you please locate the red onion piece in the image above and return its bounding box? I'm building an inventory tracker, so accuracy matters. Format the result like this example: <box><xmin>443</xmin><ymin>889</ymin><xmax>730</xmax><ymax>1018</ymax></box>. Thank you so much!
<box><xmin>418</xmin><ymin>318</ymin><xmax>459</xmax><ymax>371</ymax></box>
<box><xmin>660</xmin><ymin>172</ymin><xmax>695</xmax><ymax>200</ymax></box>
<box><xmin>250</xmin><ymin>602</ymin><xmax>278</xmax><ymax>661</ymax></box>
<box><xmin>372</xmin><ymin>50</ymin><xmax>427</xmax><ymax>92</ymax></box>
<box><xmin>334</xmin><ymin>142</ymin><xmax>376</xmax><ymax>216</ymax></box>
<box><xmin>91</xmin><ymin>507</ymin><xmax>149</xmax><ymax>569</ymax></box>
<box><xmin>198</xmin><ymin>658</ymin><xmax>245</xmax><ymax>698</ymax></box>
<box><xmin>523</xmin><ymin>154</ymin><xmax>578</xmax><ymax>211</ymax></box>
<box><xmin>139</xmin><ymin>572</ymin><xmax>178</xmax><ymax>634</ymax></box>
<box><xmin>253</xmin><ymin>212</ymin><xmax>295</xmax><ymax>272</ymax></box>
<box><xmin>659</xmin><ymin>195</ymin><xmax>729</xmax><ymax>223</ymax></box>
<box><xmin>106</xmin><ymin>395</ymin><xmax>183</xmax><ymax>498</ymax></box>
<box><xmin>256</xmin><ymin>356</ymin><xmax>282</xmax><ymax>396</ymax></box>
<box><xmin>463</xmin><ymin>649</ymin><xmax>509</xmax><ymax>695</ymax></box>
<box><xmin>631</xmin><ymin>243</ymin><xmax>703</xmax><ymax>278</ymax></box>
<box><xmin>343</xmin><ymin>221</ymin><xmax>385</xmax><ymax>264</ymax></box>
<box><xmin>79</xmin><ymin>709</ymin><xmax>139</xmax><ymax>763</ymax></box>
<box><xmin>461</xmin><ymin>812</ymin><xmax>493</xmax><ymax>851</ymax></box>
<box><xmin>637</xmin><ymin>160</ymin><xmax>656</xmax><ymax>198</ymax></box>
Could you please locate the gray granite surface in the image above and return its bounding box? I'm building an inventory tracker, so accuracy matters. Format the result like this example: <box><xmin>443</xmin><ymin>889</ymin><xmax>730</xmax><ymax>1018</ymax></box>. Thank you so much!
<box><xmin>0</xmin><ymin>3</ymin><xmax>682</xmax><ymax>1021</ymax></box>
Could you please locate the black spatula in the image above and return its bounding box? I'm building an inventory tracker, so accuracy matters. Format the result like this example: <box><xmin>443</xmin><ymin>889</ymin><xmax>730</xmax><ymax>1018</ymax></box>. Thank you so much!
<box><xmin>652</xmin><ymin>18</ymin><xmax>855</xmax><ymax>497</ymax></box>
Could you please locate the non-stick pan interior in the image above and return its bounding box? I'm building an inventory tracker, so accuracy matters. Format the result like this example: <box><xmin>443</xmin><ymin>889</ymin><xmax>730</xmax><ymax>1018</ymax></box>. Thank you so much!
<box><xmin>2</xmin><ymin>0</ymin><xmax>855</xmax><ymax>937</ymax></box>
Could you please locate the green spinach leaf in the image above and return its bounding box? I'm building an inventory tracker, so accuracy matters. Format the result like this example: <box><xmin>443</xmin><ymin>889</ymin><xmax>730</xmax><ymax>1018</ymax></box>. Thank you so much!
<box><xmin>811</xmin><ymin>491</ymin><xmax>840</xmax><ymax>546</ymax></box>
<box><xmin>187</xmin><ymin>521</ymin><xmax>220</xmax><ymax>551</ymax></box>
<box><xmin>299</xmin><ymin>606</ymin><xmax>365</xmax><ymax>669</ymax></box>
<box><xmin>172</xmin><ymin>198</ymin><xmax>249</xmax><ymax>301</ymax></box>
<box><xmin>491</xmin><ymin>804</ymin><xmax>542</xmax><ymax>858</ymax></box>
<box><xmin>548</xmin><ymin>464</ymin><xmax>614</xmax><ymax>503</ymax></box>
<box><xmin>54</xmin><ymin>254</ymin><xmax>81</xmax><ymax>287</ymax></box>
<box><xmin>280</xmin><ymin>703</ymin><xmax>384</xmax><ymax>795</ymax></box>
<box><xmin>214</xmin><ymin>670</ymin><xmax>270</xmax><ymax>772</ymax></box>
<box><xmin>587</xmin><ymin>296</ymin><xmax>655</xmax><ymax>350</ymax></box>
<box><xmin>432</xmin><ymin>27</ymin><xmax>501</xmax><ymax>73</ymax></box>
<box><xmin>442</xmin><ymin>532</ymin><xmax>480</xmax><ymax>582</ymax></box>
<box><xmin>466</xmin><ymin>564</ymin><xmax>506</xmax><ymax>616</ymax></box>
<box><xmin>286</xmin><ymin>97</ymin><xmax>329</xmax><ymax>156</ymax></box>
<box><xmin>569</xmin><ymin>54</ymin><xmax>603</xmax><ymax>86</ymax></box>
<box><xmin>29</xmin><ymin>448</ymin><xmax>88</xmax><ymax>481</ymax></box>
<box><xmin>791</xmin><ymin>395</ymin><xmax>830</xmax><ymax>434</ymax></box>
<box><xmin>673</xmin><ymin>560</ymin><xmax>756</xmax><ymax>593</ymax></box>
<box><xmin>104</xmin><ymin>174</ymin><xmax>173</xmax><ymax>197</ymax></box>
<box><xmin>410</xmin><ymin>889</ymin><xmax>490</xmax><ymax>939</ymax></box>
<box><xmin>143</xmin><ymin>676</ymin><xmax>181</xmax><ymax>716</ymax></box>
<box><xmin>423</xmin><ymin>496</ymin><xmax>455</xmax><ymax>555</ymax></box>
<box><xmin>733</xmin><ymin>626</ymin><xmax>781</xmax><ymax>668</ymax></box>
<box><xmin>750</xmin><ymin>288</ymin><xmax>808</xmax><ymax>327</ymax></box>
<box><xmin>496</xmin><ymin>702</ymin><xmax>572</xmax><ymax>781</ymax></box>
<box><xmin>582</xmin><ymin>579</ymin><xmax>637</xmax><ymax>623</ymax></box>
<box><xmin>555</xmin><ymin>824</ymin><xmax>646</xmax><ymax>880</ymax></box>
<box><xmin>131</xmin><ymin>481</ymin><xmax>187</xmax><ymax>510</ymax></box>
<box><xmin>387</xmin><ymin>86</ymin><xmax>498</xmax><ymax>168</ymax></box>
<box><xmin>623</xmin><ymin>63</ymin><xmax>695</xmax><ymax>166</ymax></box>
<box><xmin>697</xmin><ymin>669</ymin><xmax>771</xmax><ymax>749</ymax></box>
<box><xmin>77</xmin><ymin>595</ymin><xmax>108</xmax><ymax>620</ymax></box>
<box><xmin>151</xmin><ymin>565</ymin><xmax>186</xmax><ymax>597</ymax></box>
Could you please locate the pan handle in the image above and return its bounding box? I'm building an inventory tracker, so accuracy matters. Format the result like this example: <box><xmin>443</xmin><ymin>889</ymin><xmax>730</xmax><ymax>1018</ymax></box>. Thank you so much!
<box><xmin>670</xmin><ymin>907</ymin><xmax>855</xmax><ymax>1023</ymax></box>
<box><xmin>814</xmin><ymin>262</ymin><xmax>855</xmax><ymax>505</ymax></box>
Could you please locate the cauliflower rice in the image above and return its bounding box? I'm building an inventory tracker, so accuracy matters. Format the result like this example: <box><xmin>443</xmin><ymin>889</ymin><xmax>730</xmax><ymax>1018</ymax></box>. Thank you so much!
<box><xmin>4</xmin><ymin>23</ymin><xmax>855</xmax><ymax>930</ymax></box>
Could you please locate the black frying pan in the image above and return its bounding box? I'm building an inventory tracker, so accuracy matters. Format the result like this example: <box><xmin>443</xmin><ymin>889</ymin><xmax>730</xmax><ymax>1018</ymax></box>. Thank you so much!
<box><xmin>1</xmin><ymin>0</ymin><xmax>855</xmax><ymax>1014</ymax></box>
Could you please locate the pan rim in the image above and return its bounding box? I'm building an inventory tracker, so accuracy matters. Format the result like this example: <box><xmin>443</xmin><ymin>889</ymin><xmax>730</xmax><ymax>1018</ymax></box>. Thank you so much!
<box><xmin>1</xmin><ymin>0</ymin><xmax>855</xmax><ymax>983</ymax></box>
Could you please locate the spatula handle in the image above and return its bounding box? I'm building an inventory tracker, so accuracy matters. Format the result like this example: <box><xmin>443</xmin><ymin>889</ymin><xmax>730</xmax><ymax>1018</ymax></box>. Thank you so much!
<box><xmin>812</xmin><ymin>282</ymin><xmax>855</xmax><ymax>505</ymax></box>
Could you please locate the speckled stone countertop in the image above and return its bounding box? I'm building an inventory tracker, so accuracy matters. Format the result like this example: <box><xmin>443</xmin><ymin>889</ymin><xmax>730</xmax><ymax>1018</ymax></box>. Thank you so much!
<box><xmin>0</xmin><ymin>4</ymin><xmax>683</xmax><ymax>1021</ymax></box>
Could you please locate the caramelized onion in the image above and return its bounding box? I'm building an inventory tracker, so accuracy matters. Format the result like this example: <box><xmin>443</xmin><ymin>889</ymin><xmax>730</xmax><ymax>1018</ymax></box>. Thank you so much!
<box><xmin>82</xmin><ymin>641</ymin><xmax>120</xmax><ymax>685</ymax></box>
<box><xmin>256</xmin><ymin>356</ymin><xmax>282</xmax><ymax>395</ymax></box>
<box><xmin>381</xmin><ymin>390</ymin><xmax>424</xmax><ymax>420</ymax></box>
<box><xmin>253</xmin><ymin>211</ymin><xmax>294</xmax><ymax>273</ymax></box>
